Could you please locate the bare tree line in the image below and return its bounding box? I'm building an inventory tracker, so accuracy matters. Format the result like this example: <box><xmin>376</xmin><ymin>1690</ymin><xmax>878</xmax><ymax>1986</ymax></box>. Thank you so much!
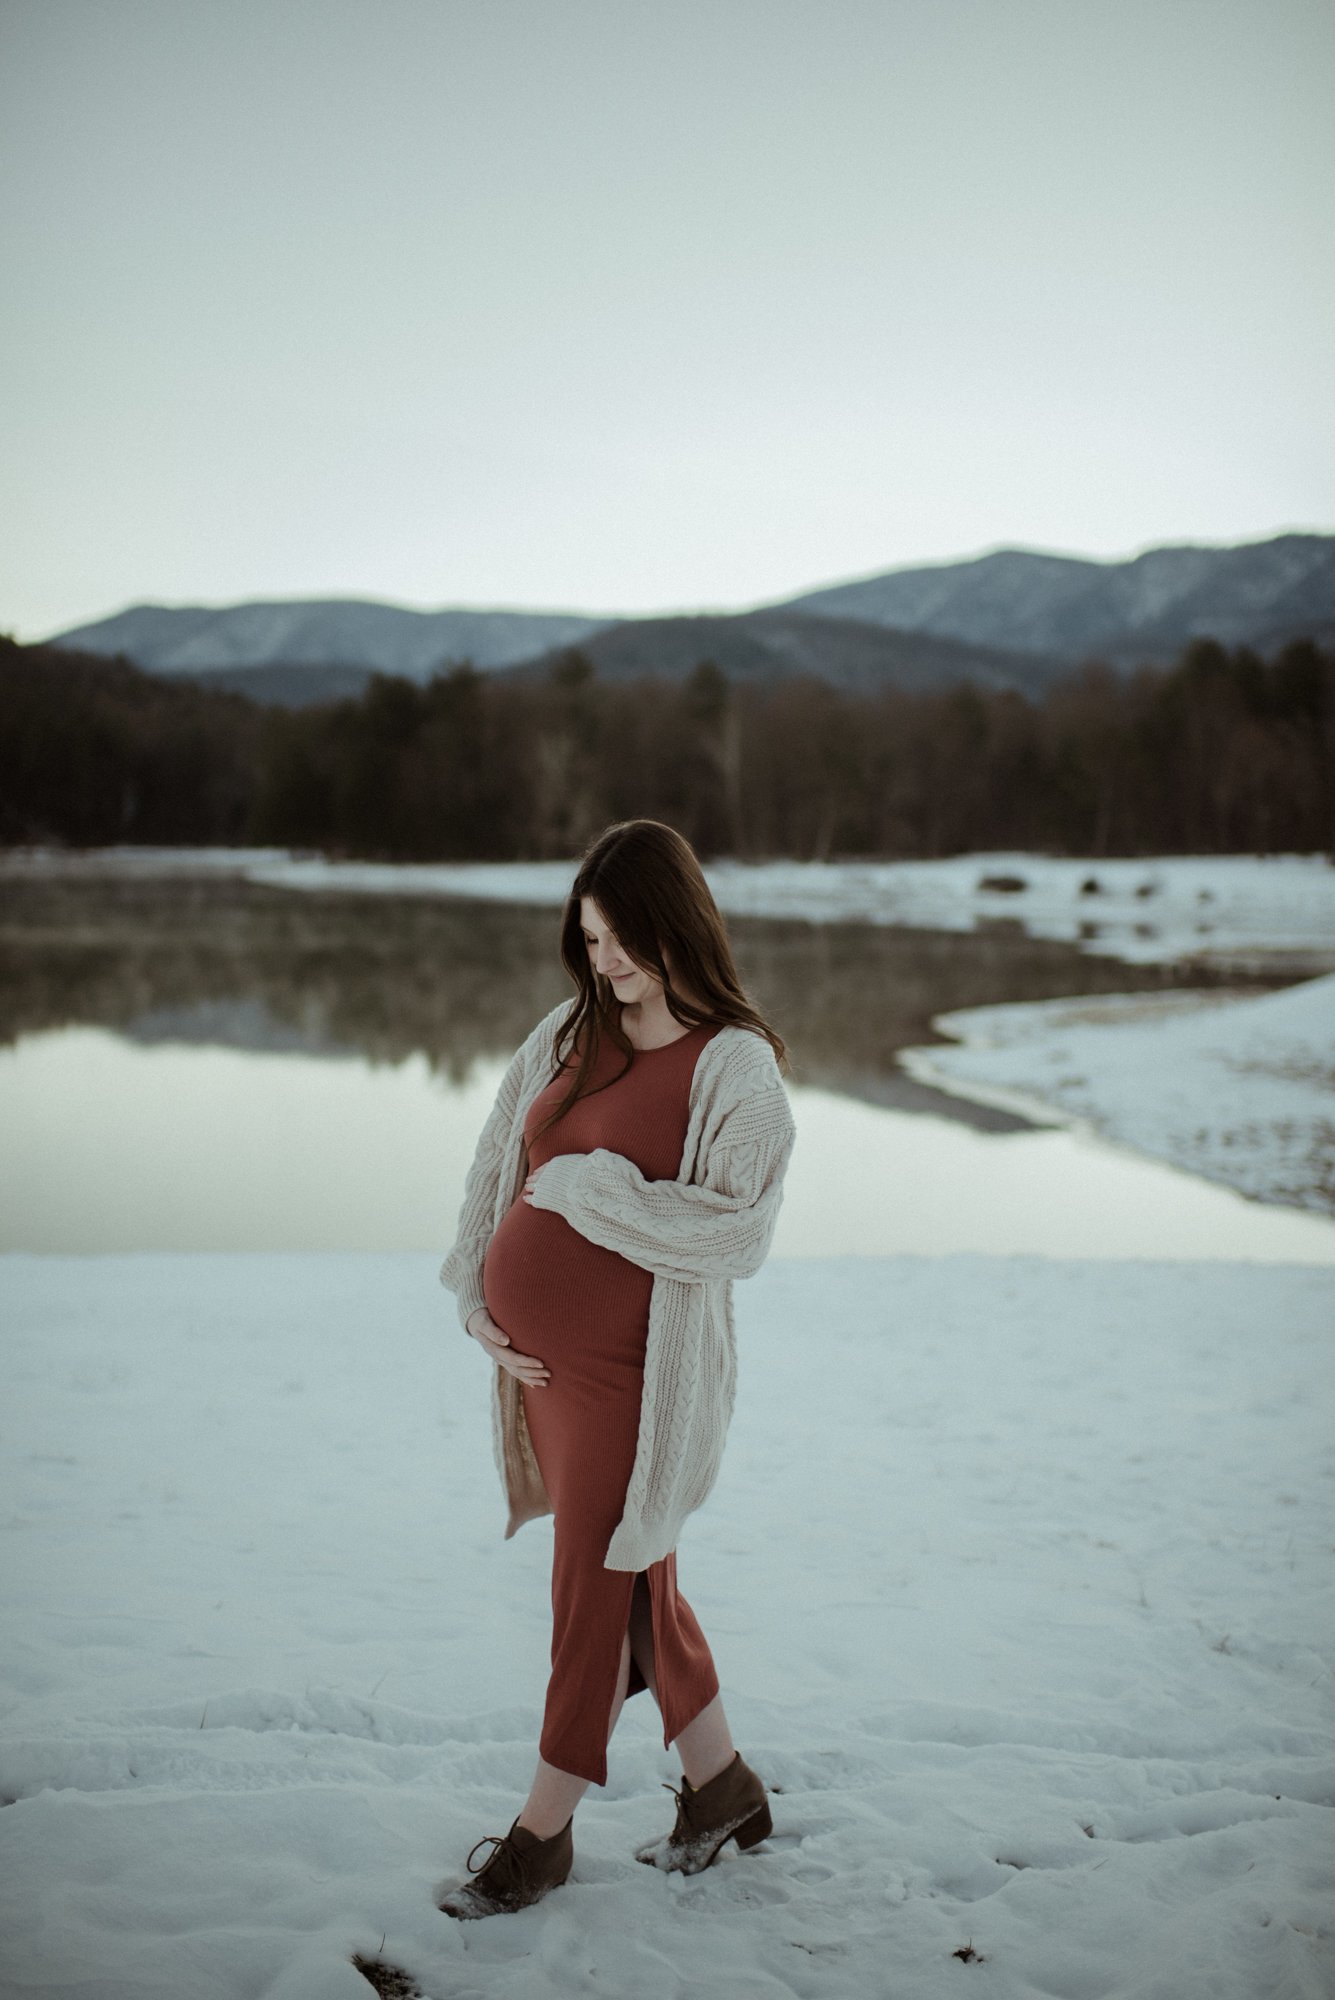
<box><xmin>1</xmin><ymin>632</ymin><xmax>1331</xmax><ymax>859</ymax></box>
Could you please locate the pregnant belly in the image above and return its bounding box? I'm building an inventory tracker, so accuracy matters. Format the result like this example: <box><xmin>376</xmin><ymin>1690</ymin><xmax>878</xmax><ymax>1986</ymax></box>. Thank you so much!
<box><xmin>482</xmin><ymin>1193</ymin><xmax>653</xmax><ymax>1349</ymax></box>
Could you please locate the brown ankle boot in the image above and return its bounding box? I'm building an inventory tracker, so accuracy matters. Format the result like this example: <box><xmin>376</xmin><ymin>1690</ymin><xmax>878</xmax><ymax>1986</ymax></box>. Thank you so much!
<box><xmin>634</xmin><ymin>1750</ymin><xmax>773</xmax><ymax>1874</ymax></box>
<box><xmin>436</xmin><ymin>1812</ymin><xmax>574</xmax><ymax>1919</ymax></box>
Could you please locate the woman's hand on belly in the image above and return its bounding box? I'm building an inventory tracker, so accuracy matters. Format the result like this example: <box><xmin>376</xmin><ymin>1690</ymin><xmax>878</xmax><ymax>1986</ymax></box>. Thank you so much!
<box><xmin>521</xmin><ymin>1165</ymin><xmax>548</xmax><ymax>1203</ymax></box>
<box><xmin>464</xmin><ymin>1305</ymin><xmax>551</xmax><ymax>1388</ymax></box>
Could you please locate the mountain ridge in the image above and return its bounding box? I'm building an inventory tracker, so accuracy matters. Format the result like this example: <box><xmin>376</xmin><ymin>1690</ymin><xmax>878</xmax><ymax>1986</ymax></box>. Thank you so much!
<box><xmin>776</xmin><ymin>531</ymin><xmax>1335</xmax><ymax>662</ymax></box>
<box><xmin>39</xmin><ymin>528</ymin><xmax>1334</xmax><ymax>706</ymax></box>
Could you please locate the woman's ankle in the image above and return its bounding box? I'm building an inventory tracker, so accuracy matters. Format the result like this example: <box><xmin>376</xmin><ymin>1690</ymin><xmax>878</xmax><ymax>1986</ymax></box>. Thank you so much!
<box><xmin>517</xmin><ymin>1812</ymin><xmax>571</xmax><ymax>1841</ymax></box>
<box><xmin>680</xmin><ymin>1745</ymin><xmax>737</xmax><ymax>1790</ymax></box>
<box><xmin>674</xmin><ymin>1691</ymin><xmax>736</xmax><ymax>1789</ymax></box>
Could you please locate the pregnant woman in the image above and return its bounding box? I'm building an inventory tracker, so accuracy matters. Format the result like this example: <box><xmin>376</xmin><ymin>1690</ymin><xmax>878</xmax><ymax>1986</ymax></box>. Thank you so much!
<box><xmin>436</xmin><ymin>817</ymin><xmax>797</xmax><ymax>1920</ymax></box>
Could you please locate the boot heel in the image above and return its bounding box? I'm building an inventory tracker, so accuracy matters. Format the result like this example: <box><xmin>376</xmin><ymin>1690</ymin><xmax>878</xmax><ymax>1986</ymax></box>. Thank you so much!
<box><xmin>733</xmin><ymin>1799</ymin><xmax>772</xmax><ymax>1850</ymax></box>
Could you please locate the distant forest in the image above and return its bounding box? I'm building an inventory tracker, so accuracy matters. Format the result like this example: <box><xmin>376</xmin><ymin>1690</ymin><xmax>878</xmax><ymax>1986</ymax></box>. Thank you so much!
<box><xmin>1</xmin><ymin>631</ymin><xmax>1331</xmax><ymax>860</ymax></box>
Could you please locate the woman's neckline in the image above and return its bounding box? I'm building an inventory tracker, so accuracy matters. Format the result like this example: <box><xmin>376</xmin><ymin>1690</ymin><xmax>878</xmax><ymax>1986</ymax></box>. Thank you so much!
<box><xmin>618</xmin><ymin>1006</ymin><xmax>715</xmax><ymax>1053</ymax></box>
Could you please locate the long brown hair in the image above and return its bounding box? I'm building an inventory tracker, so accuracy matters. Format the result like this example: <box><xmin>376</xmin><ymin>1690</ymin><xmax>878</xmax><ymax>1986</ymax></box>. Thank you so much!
<box><xmin>528</xmin><ymin>818</ymin><xmax>789</xmax><ymax>1143</ymax></box>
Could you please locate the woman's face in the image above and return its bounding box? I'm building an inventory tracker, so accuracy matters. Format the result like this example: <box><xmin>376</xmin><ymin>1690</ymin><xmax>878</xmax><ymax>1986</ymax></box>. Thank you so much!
<box><xmin>579</xmin><ymin>897</ymin><xmax>664</xmax><ymax>1006</ymax></box>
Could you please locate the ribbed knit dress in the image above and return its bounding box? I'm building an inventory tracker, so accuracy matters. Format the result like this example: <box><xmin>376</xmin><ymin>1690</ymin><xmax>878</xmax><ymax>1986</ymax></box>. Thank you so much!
<box><xmin>481</xmin><ymin>1017</ymin><xmax>723</xmax><ymax>1787</ymax></box>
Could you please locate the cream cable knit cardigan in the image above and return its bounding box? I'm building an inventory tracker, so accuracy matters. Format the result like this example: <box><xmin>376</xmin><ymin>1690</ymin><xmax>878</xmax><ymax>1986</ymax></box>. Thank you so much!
<box><xmin>439</xmin><ymin>998</ymin><xmax>797</xmax><ymax>1570</ymax></box>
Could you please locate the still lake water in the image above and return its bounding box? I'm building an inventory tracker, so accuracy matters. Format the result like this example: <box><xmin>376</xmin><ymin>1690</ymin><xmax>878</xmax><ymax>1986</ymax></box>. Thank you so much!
<box><xmin>2</xmin><ymin>867</ymin><xmax>1332</xmax><ymax>1263</ymax></box>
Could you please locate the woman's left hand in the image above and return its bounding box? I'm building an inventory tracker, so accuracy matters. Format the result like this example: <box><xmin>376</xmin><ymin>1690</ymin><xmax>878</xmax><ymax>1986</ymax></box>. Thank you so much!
<box><xmin>521</xmin><ymin>1164</ymin><xmax>547</xmax><ymax>1204</ymax></box>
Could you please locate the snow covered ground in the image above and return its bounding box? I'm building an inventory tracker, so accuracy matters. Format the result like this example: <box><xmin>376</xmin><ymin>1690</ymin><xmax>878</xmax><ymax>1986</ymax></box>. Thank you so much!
<box><xmin>2</xmin><ymin>1250</ymin><xmax>1333</xmax><ymax>2000</ymax></box>
<box><xmin>7</xmin><ymin>846</ymin><xmax>1335</xmax><ymax>971</ymax></box>
<box><xmin>902</xmin><ymin>971</ymin><xmax>1335</xmax><ymax>1218</ymax></box>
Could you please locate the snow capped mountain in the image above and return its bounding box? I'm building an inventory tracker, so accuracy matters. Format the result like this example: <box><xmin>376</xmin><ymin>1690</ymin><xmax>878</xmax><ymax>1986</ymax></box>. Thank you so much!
<box><xmin>46</xmin><ymin>598</ymin><xmax>609</xmax><ymax>682</ymax></box>
<box><xmin>776</xmin><ymin>531</ymin><xmax>1335</xmax><ymax>662</ymax></box>
<box><xmin>38</xmin><ymin>529</ymin><xmax>1335</xmax><ymax>707</ymax></box>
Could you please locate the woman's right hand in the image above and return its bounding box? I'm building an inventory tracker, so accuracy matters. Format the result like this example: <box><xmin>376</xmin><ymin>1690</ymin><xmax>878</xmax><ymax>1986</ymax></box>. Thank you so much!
<box><xmin>465</xmin><ymin>1306</ymin><xmax>551</xmax><ymax>1388</ymax></box>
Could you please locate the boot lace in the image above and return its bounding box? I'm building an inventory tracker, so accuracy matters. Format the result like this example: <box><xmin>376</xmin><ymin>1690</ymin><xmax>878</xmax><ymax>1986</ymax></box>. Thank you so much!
<box><xmin>465</xmin><ymin>1831</ymin><xmax>530</xmax><ymax>1897</ymax></box>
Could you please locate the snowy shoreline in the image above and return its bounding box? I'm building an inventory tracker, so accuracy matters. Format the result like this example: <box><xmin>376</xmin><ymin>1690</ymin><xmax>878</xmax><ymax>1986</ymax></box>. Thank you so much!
<box><xmin>5</xmin><ymin>844</ymin><xmax>1335</xmax><ymax>973</ymax></box>
<box><xmin>2</xmin><ymin>1249</ymin><xmax>1332</xmax><ymax>1998</ymax></box>
<box><xmin>902</xmin><ymin>970</ymin><xmax>1335</xmax><ymax>1219</ymax></box>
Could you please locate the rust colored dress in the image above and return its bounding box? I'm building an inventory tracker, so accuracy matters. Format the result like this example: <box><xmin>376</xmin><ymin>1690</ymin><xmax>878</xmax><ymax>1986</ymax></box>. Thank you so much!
<box><xmin>481</xmin><ymin>1017</ymin><xmax>723</xmax><ymax>1786</ymax></box>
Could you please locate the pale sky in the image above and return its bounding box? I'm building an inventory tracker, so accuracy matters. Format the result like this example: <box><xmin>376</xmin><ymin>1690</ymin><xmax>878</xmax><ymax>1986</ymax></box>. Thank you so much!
<box><xmin>2</xmin><ymin>0</ymin><xmax>1332</xmax><ymax>641</ymax></box>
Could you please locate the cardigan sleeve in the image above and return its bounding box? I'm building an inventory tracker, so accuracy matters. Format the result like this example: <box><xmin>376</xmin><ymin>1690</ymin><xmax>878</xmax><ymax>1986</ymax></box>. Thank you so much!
<box><xmin>525</xmin><ymin>1078</ymin><xmax>796</xmax><ymax>1284</ymax></box>
<box><xmin>438</xmin><ymin>1024</ymin><xmax>540</xmax><ymax>1333</ymax></box>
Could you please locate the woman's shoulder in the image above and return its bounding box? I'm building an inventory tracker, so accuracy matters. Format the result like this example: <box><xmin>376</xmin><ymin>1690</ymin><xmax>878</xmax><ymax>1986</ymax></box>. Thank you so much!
<box><xmin>700</xmin><ymin>1021</ymin><xmax>787</xmax><ymax>1096</ymax></box>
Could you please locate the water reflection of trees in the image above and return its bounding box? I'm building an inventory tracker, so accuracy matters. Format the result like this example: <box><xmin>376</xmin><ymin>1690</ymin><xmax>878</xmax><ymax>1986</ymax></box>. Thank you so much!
<box><xmin>0</xmin><ymin>872</ymin><xmax>1267</xmax><ymax>1113</ymax></box>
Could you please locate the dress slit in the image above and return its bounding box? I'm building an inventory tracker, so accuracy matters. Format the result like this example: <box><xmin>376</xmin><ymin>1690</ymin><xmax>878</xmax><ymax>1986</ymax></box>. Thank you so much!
<box><xmin>607</xmin><ymin>1569</ymin><xmax>719</xmax><ymax>1749</ymax></box>
<box><xmin>624</xmin><ymin>1570</ymin><xmax>653</xmax><ymax>1701</ymax></box>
